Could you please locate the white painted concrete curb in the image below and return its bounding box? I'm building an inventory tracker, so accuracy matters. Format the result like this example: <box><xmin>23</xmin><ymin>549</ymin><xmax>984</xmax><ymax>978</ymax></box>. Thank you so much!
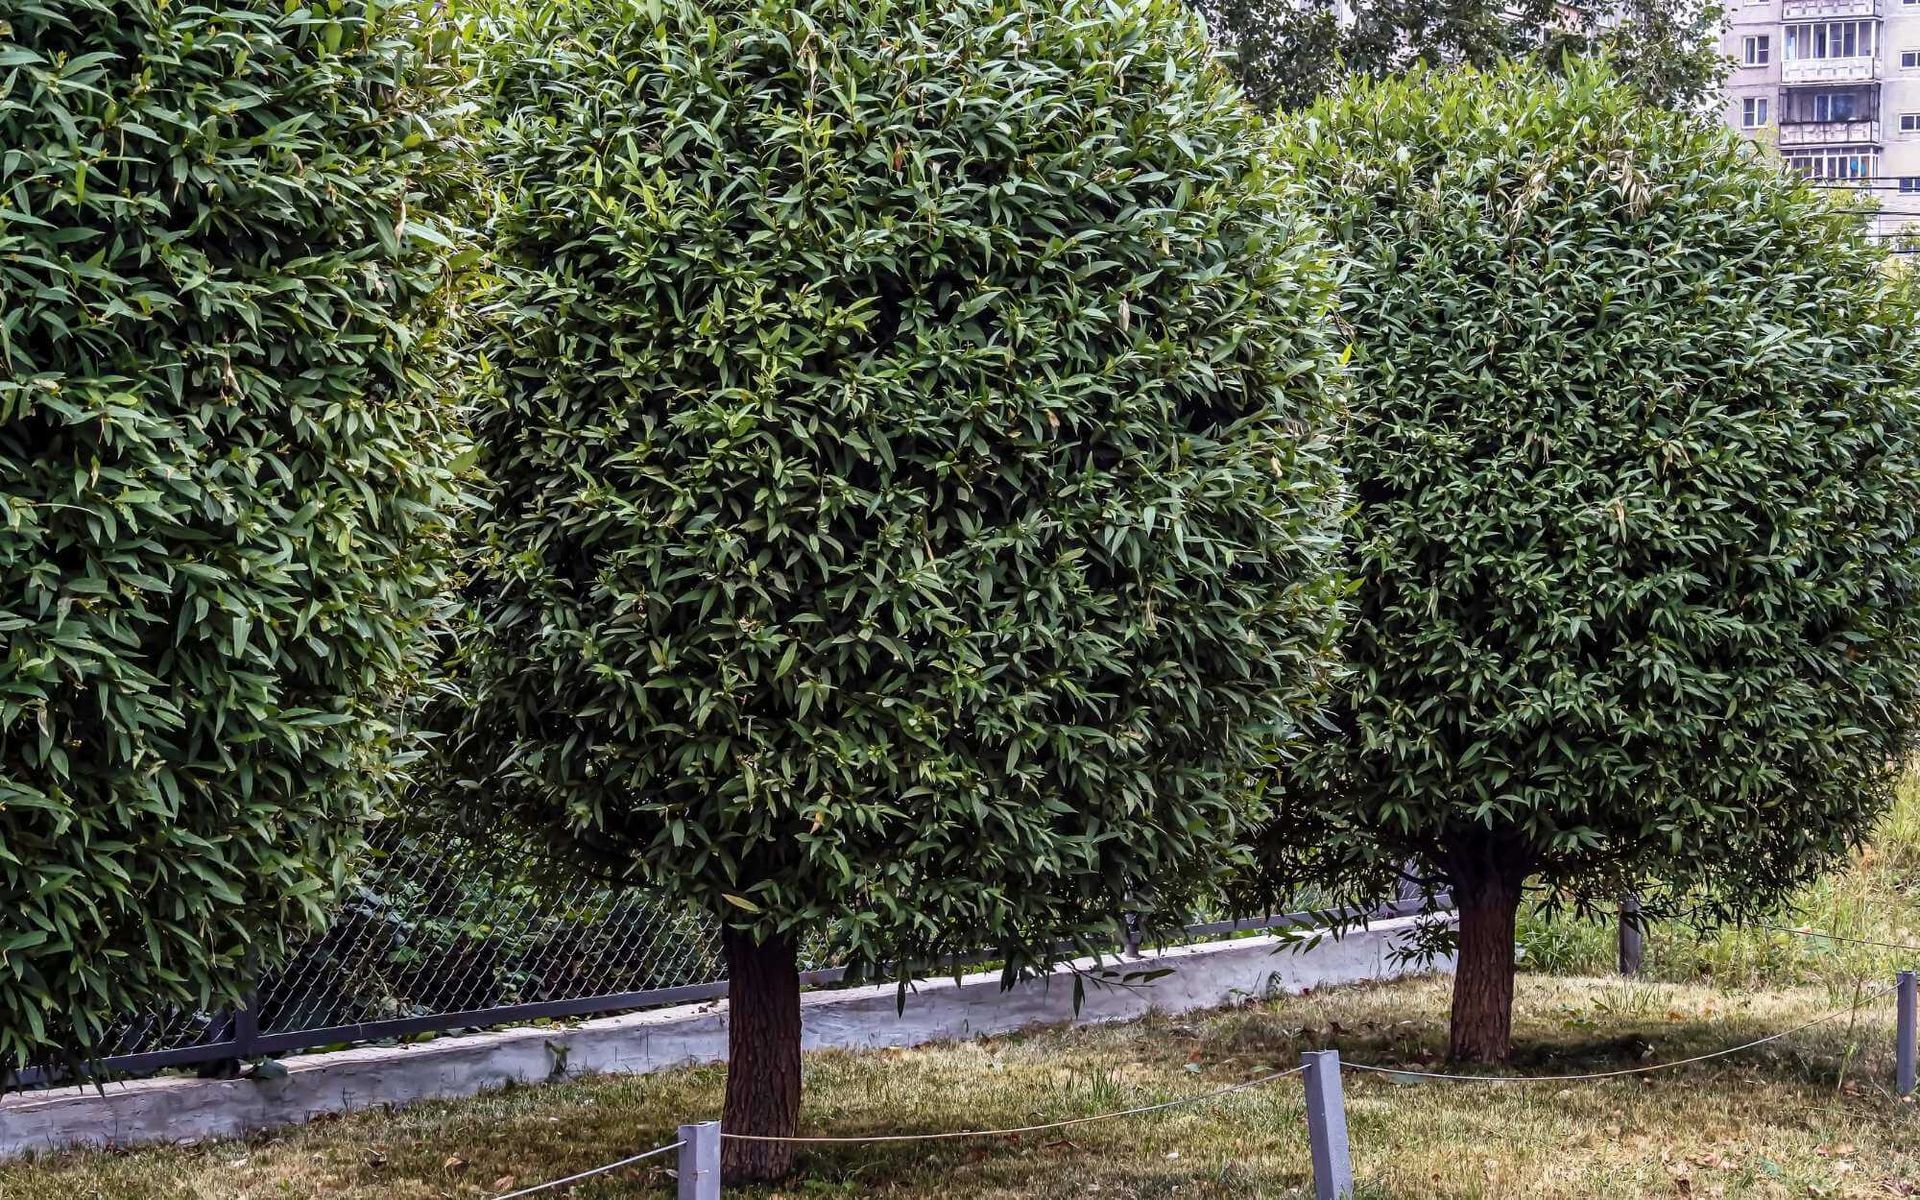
<box><xmin>0</xmin><ymin>914</ymin><xmax>1452</xmax><ymax>1159</ymax></box>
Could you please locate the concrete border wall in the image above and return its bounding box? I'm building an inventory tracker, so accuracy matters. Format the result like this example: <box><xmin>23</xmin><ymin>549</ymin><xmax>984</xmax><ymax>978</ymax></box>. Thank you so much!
<box><xmin>0</xmin><ymin>914</ymin><xmax>1452</xmax><ymax>1159</ymax></box>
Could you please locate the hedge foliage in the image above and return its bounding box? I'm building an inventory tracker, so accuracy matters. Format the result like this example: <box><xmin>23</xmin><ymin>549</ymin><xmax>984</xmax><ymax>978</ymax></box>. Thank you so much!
<box><xmin>1250</xmin><ymin>62</ymin><xmax>1920</xmax><ymax>923</ymax></box>
<box><xmin>0</xmin><ymin>0</ymin><xmax>465</xmax><ymax>1069</ymax></box>
<box><xmin>453</xmin><ymin>0</ymin><xmax>1346</xmax><ymax>979</ymax></box>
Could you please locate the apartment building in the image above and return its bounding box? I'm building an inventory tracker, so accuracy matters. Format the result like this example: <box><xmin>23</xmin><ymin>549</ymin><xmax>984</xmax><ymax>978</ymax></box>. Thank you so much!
<box><xmin>1723</xmin><ymin>0</ymin><xmax>1920</xmax><ymax>232</ymax></box>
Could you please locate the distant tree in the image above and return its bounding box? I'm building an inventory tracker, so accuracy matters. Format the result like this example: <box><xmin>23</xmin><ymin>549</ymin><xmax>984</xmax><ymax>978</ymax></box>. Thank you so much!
<box><xmin>1246</xmin><ymin>62</ymin><xmax>1920</xmax><ymax>1063</ymax></box>
<box><xmin>458</xmin><ymin>0</ymin><xmax>1348</xmax><ymax>1179</ymax></box>
<box><xmin>0</xmin><ymin>0</ymin><xmax>466</xmax><ymax>1074</ymax></box>
<box><xmin>1194</xmin><ymin>0</ymin><xmax>1727</xmax><ymax>111</ymax></box>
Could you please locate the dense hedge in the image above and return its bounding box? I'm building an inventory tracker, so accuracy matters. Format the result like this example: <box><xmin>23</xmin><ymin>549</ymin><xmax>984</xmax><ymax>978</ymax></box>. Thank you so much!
<box><xmin>457</xmin><ymin>0</ymin><xmax>1344</xmax><ymax>1015</ymax></box>
<box><xmin>0</xmin><ymin>0</ymin><xmax>465</xmax><ymax>1070</ymax></box>
<box><xmin>1249</xmin><ymin>62</ymin><xmax>1920</xmax><ymax>1058</ymax></box>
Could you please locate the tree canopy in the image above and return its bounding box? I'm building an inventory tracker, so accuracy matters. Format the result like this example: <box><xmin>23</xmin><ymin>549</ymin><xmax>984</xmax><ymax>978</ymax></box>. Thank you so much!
<box><xmin>1248</xmin><ymin>61</ymin><xmax>1920</xmax><ymax>1061</ymax></box>
<box><xmin>0</xmin><ymin>0</ymin><xmax>466</xmax><ymax>1072</ymax></box>
<box><xmin>455</xmin><ymin>0</ymin><xmax>1348</xmax><ymax>1174</ymax></box>
<box><xmin>1194</xmin><ymin>0</ymin><xmax>1727</xmax><ymax>111</ymax></box>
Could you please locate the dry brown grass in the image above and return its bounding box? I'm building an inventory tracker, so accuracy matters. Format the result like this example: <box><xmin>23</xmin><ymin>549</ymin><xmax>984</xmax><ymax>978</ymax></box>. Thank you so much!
<box><xmin>3</xmin><ymin>974</ymin><xmax>1915</xmax><ymax>1199</ymax></box>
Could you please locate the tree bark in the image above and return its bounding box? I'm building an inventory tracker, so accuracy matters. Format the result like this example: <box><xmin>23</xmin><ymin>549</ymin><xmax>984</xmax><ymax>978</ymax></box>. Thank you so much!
<box><xmin>720</xmin><ymin>927</ymin><xmax>802</xmax><ymax>1184</ymax></box>
<box><xmin>1447</xmin><ymin>857</ymin><xmax>1524</xmax><ymax>1063</ymax></box>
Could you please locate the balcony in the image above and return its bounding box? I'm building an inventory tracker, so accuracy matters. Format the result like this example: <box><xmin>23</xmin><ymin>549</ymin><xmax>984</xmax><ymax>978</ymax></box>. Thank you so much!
<box><xmin>1782</xmin><ymin>55</ymin><xmax>1881</xmax><ymax>83</ymax></box>
<box><xmin>1778</xmin><ymin>118</ymin><xmax>1882</xmax><ymax>146</ymax></box>
<box><xmin>1782</xmin><ymin>0</ymin><xmax>1879</xmax><ymax>17</ymax></box>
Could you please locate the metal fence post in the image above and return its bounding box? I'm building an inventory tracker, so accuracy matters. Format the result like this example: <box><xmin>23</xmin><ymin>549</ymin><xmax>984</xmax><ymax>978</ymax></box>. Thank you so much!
<box><xmin>678</xmin><ymin>1121</ymin><xmax>721</xmax><ymax>1200</ymax></box>
<box><xmin>1617</xmin><ymin>893</ymin><xmax>1643</xmax><ymax>977</ymax></box>
<box><xmin>232</xmin><ymin>992</ymin><xmax>259</xmax><ymax>1059</ymax></box>
<box><xmin>1302</xmin><ymin>1050</ymin><xmax>1354</xmax><ymax>1200</ymax></box>
<box><xmin>1898</xmin><ymin>970</ymin><xmax>1917</xmax><ymax>1099</ymax></box>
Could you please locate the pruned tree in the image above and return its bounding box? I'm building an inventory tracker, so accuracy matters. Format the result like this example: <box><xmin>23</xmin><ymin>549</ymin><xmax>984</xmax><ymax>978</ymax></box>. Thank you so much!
<box><xmin>1245</xmin><ymin>61</ymin><xmax>1920</xmax><ymax>1063</ymax></box>
<box><xmin>456</xmin><ymin>0</ymin><xmax>1347</xmax><ymax>1179</ymax></box>
<box><xmin>0</xmin><ymin>0</ymin><xmax>467</xmax><ymax>1075</ymax></box>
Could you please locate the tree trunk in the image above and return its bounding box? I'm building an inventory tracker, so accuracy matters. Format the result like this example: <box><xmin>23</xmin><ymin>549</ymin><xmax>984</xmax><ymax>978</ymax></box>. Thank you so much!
<box><xmin>1447</xmin><ymin>859</ymin><xmax>1524</xmax><ymax>1063</ymax></box>
<box><xmin>720</xmin><ymin>927</ymin><xmax>802</xmax><ymax>1184</ymax></box>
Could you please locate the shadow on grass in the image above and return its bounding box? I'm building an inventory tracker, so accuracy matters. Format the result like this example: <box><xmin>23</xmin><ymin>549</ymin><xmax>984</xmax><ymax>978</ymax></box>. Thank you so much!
<box><xmin>1192</xmin><ymin>983</ymin><xmax>1897</xmax><ymax>1096</ymax></box>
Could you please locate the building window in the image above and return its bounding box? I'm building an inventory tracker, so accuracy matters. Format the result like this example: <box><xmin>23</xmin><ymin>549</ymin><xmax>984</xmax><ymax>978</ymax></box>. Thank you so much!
<box><xmin>1743</xmin><ymin>97</ymin><xmax>1771</xmax><ymax>127</ymax></box>
<box><xmin>1785</xmin><ymin>20</ymin><xmax>1878</xmax><ymax>59</ymax></box>
<box><xmin>1811</xmin><ymin>91</ymin><xmax>1863</xmax><ymax>121</ymax></box>
<box><xmin>1904</xmin><ymin>113</ymin><xmax>1920</xmax><ymax>132</ymax></box>
<box><xmin>1905</xmin><ymin>50</ymin><xmax>1920</xmax><ymax>68</ymax></box>
<box><xmin>1900</xmin><ymin>178</ymin><xmax>1920</xmax><ymax>193</ymax></box>
<box><xmin>1744</xmin><ymin>35</ymin><xmax>1771</xmax><ymax>65</ymax></box>
<box><xmin>1786</xmin><ymin>148</ymin><xmax>1880</xmax><ymax>179</ymax></box>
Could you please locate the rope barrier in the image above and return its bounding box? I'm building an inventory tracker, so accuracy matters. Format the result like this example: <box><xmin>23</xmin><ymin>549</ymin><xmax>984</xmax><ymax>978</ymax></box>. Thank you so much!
<box><xmin>490</xmin><ymin>1138</ymin><xmax>685</xmax><ymax>1199</ymax></box>
<box><xmin>1340</xmin><ymin>984</ymin><xmax>1893</xmax><ymax>1085</ymax></box>
<box><xmin>717</xmin><ymin>1064</ymin><xmax>1309</xmax><ymax>1144</ymax></box>
<box><xmin>482</xmin><ymin>929</ymin><xmax>1915</xmax><ymax>1192</ymax></box>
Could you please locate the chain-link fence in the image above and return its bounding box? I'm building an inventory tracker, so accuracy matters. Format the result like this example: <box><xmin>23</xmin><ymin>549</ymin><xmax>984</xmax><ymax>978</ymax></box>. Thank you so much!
<box><xmin>23</xmin><ymin>828</ymin><xmax>1439</xmax><ymax>1088</ymax></box>
<box><xmin>252</xmin><ymin>830</ymin><xmax>724</xmax><ymax>1038</ymax></box>
<box><xmin>23</xmin><ymin>828</ymin><xmax>732</xmax><ymax>1084</ymax></box>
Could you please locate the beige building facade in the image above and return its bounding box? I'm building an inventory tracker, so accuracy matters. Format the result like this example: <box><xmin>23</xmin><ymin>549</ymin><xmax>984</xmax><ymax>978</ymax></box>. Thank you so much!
<box><xmin>1723</xmin><ymin>0</ymin><xmax>1920</xmax><ymax>232</ymax></box>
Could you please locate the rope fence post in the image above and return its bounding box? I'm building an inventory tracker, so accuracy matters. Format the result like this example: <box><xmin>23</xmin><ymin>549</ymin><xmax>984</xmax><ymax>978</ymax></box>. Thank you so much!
<box><xmin>1898</xmin><ymin>970</ymin><xmax>1916</xmax><ymax>1100</ymax></box>
<box><xmin>1301</xmin><ymin>1050</ymin><xmax>1353</xmax><ymax>1200</ymax></box>
<box><xmin>678</xmin><ymin>1121</ymin><xmax>721</xmax><ymax>1200</ymax></box>
<box><xmin>1617</xmin><ymin>893</ymin><xmax>1643</xmax><ymax>977</ymax></box>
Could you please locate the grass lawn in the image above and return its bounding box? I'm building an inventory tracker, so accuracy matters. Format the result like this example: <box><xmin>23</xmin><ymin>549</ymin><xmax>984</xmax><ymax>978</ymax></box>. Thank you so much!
<box><xmin>2</xmin><ymin>973</ymin><xmax>1914</xmax><ymax>1200</ymax></box>
<box><xmin>1515</xmin><ymin>774</ymin><xmax>1920</xmax><ymax>991</ymax></box>
<box><xmin>9</xmin><ymin>781</ymin><xmax>1920</xmax><ymax>1199</ymax></box>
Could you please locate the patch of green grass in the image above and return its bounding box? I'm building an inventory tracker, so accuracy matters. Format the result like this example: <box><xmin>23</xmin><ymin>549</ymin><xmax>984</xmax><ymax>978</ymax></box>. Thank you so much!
<box><xmin>3</xmin><ymin>975</ymin><xmax>1914</xmax><ymax>1199</ymax></box>
<box><xmin>1519</xmin><ymin>769</ymin><xmax>1920</xmax><ymax>989</ymax></box>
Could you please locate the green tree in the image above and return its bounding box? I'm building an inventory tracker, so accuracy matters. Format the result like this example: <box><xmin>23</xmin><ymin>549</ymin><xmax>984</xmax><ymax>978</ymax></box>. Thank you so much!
<box><xmin>1194</xmin><ymin>0</ymin><xmax>1727</xmax><ymax>111</ymax></box>
<box><xmin>1248</xmin><ymin>62</ymin><xmax>1920</xmax><ymax>1062</ymax></box>
<box><xmin>457</xmin><ymin>0</ymin><xmax>1346</xmax><ymax>1177</ymax></box>
<box><xmin>0</xmin><ymin>0</ymin><xmax>466</xmax><ymax>1075</ymax></box>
